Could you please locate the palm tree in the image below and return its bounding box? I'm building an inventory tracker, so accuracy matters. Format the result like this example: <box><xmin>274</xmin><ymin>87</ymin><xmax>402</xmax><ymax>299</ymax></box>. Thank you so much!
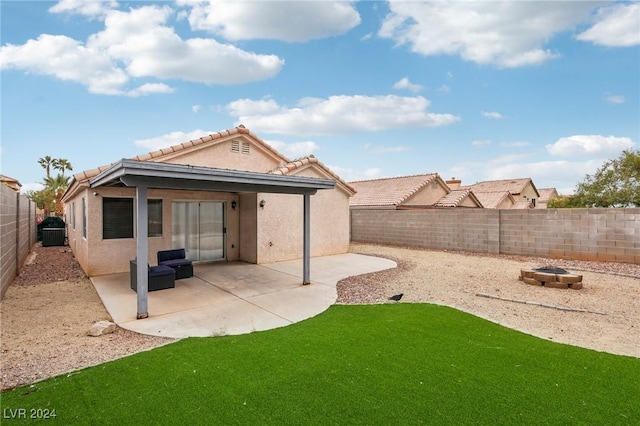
<box><xmin>38</xmin><ymin>156</ymin><xmax>55</xmax><ymax>178</ymax></box>
<box><xmin>44</xmin><ymin>174</ymin><xmax>71</xmax><ymax>215</ymax></box>
<box><xmin>53</xmin><ymin>158</ymin><xmax>73</xmax><ymax>176</ymax></box>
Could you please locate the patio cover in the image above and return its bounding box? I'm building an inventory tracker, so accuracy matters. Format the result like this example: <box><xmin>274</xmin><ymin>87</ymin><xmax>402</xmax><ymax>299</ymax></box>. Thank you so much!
<box><xmin>90</xmin><ymin>159</ymin><xmax>336</xmax><ymax>319</ymax></box>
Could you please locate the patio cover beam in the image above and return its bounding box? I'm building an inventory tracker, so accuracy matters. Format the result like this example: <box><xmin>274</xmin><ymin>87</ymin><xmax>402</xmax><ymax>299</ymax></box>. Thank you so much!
<box><xmin>89</xmin><ymin>159</ymin><xmax>336</xmax><ymax>319</ymax></box>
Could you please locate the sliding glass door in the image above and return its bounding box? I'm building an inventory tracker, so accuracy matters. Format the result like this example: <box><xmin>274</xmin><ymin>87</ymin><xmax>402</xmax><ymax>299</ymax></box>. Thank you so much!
<box><xmin>172</xmin><ymin>202</ymin><xmax>225</xmax><ymax>261</ymax></box>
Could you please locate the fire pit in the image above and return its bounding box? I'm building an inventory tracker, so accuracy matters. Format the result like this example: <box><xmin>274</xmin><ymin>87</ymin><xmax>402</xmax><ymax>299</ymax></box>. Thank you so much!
<box><xmin>519</xmin><ymin>265</ymin><xmax>583</xmax><ymax>289</ymax></box>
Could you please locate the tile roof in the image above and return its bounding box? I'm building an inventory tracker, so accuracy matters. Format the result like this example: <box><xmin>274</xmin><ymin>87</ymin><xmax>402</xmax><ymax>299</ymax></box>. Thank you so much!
<box><xmin>471</xmin><ymin>191</ymin><xmax>515</xmax><ymax>209</ymax></box>
<box><xmin>348</xmin><ymin>174</ymin><xmax>440</xmax><ymax>207</ymax></box>
<box><xmin>69</xmin><ymin>126</ymin><xmax>288</xmax><ymax>185</ymax></box>
<box><xmin>269</xmin><ymin>155</ymin><xmax>356</xmax><ymax>195</ymax></box>
<box><xmin>433</xmin><ymin>189</ymin><xmax>483</xmax><ymax>208</ymax></box>
<box><xmin>63</xmin><ymin>126</ymin><xmax>352</xmax><ymax>200</ymax></box>
<box><xmin>0</xmin><ymin>174</ymin><xmax>21</xmax><ymax>190</ymax></box>
<box><xmin>538</xmin><ymin>188</ymin><xmax>559</xmax><ymax>202</ymax></box>
<box><xmin>464</xmin><ymin>178</ymin><xmax>536</xmax><ymax>195</ymax></box>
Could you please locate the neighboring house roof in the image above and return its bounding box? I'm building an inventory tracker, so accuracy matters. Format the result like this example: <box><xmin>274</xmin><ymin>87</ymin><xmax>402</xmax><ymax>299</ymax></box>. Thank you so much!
<box><xmin>464</xmin><ymin>177</ymin><xmax>540</xmax><ymax>198</ymax></box>
<box><xmin>270</xmin><ymin>155</ymin><xmax>356</xmax><ymax>195</ymax></box>
<box><xmin>0</xmin><ymin>174</ymin><xmax>22</xmax><ymax>191</ymax></box>
<box><xmin>538</xmin><ymin>188</ymin><xmax>559</xmax><ymax>203</ymax></box>
<box><xmin>472</xmin><ymin>191</ymin><xmax>516</xmax><ymax>209</ymax></box>
<box><xmin>433</xmin><ymin>189</ymin><xmax>483</xmax><ymax>208</ymax></box>
<box><xmin>348</xmin><ymin>173</ymin><xmax>443</xmax><ymax>207</ymax></box>
<box><xmin>63</xmin><ymin>126</ymin><xmax>351</xmax><ymax>201</ymax></box>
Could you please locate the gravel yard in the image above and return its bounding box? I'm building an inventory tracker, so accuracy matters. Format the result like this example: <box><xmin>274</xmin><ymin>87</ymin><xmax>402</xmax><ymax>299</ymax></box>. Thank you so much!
<box><xmin>1</xmin><ymin>243</ymin><xmax>638</xmax><ymax>391</ymax></box>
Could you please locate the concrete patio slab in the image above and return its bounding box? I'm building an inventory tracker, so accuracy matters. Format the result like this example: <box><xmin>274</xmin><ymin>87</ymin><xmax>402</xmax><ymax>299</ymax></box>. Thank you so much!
<box><xmin>91</xmin><ymin>253</ymin><xmax>395</xmax><ymax>338</ymax></box>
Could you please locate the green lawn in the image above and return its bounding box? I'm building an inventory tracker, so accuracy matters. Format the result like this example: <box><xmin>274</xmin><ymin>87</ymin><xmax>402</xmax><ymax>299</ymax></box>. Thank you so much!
<box><xmin>2</xmin><ymin>304</ymin><xmax>638</xmax><ymax>425</ymax></box>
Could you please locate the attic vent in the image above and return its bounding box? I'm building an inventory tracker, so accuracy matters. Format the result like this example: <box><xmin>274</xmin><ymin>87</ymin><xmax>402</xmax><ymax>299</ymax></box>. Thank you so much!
<box><xmin>231</xmin><ymin>141</ymin><xmax>240</xmax><ymax>153</ymax></box>
<box><xmin>241</xmin><ymin>142</ymin><xmax>250</xmax><ymax>155</ymax></box>
<box><xmin>431</xmin><ymin>181</ymin><xmax>438</xmax><ymax>189</ymax></box>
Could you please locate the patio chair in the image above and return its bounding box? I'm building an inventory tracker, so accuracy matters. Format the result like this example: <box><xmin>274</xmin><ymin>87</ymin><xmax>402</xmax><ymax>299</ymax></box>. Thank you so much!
<box><xmin>130</xmin><ymin>259</ymin><xmax>176</xmax><ymax>292</ymax></box>
<box><xmin>157</xmin><ymin>248</ymin><xmax>193</xmax><ymax>279</ymax></box>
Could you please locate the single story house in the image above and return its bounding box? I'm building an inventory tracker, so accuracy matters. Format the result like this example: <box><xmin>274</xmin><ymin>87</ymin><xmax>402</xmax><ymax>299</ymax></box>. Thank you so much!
<box><xmin>348</xmin><ymin>173</ymin><xmax>478</xmax><ymax>209</ymax></box>
<box><xmin>459</xmin><ymin>178</ymin><xmax>541</xmax><ymax>209</ymax></box>
<box><xmin>537</xmin><ymin>188</ymin><xmax>559</xmax><ymax>208</ymax></box>
<box><xmin>1</xmin><ymin>174</ymin><xmax>22</xmax><ymax>191</ymax></box>
<box><xmin>62</xmin><ymin>126</ymin><xmax>356</xmax><ymax>280</ymax></box>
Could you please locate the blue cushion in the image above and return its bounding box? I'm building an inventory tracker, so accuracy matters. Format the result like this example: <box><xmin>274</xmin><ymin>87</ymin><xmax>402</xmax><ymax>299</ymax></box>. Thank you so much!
<box><xmin>160</xmin><ymin>258</ymin><xmax>192</xmax><ymax>268</ymax></box>
<box><xmin>149</xmin><ymin>265</ymin><xmax>176</xmax><ymax>277</ymax></box>
<box><xmin>157</xmin><ymin>248</ymin><xmax>186</xmax><ymax>263</ymax></box>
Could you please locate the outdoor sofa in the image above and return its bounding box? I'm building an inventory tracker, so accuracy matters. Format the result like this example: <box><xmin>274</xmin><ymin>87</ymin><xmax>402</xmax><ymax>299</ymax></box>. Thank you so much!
<box><xmin>157</xmin><ymin>248</ymin><xmax>193</xmax><ymax>279</ymax></box>
<box><xmin>130</xmin><ymin>259</ymin><xmax>175</xmax><ymax>292</ymax></box>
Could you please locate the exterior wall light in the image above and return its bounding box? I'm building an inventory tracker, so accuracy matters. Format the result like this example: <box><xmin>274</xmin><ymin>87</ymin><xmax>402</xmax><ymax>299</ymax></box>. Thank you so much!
<box><xmin>260</xmin><ymin>199</ymin><xmax>266</xmax><ymax>209</ymax></box>
<box><xmin>231</xmin><ymin>200</ymin><xmax>237</xmax><ymax>210</ymax></box>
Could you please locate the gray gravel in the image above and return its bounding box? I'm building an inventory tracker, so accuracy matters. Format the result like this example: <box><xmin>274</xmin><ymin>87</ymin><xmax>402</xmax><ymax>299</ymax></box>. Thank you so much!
<box><xmin>339</xmin><ymin>243</ymin><xmax>640</xmax><ymax>358</ymax></box>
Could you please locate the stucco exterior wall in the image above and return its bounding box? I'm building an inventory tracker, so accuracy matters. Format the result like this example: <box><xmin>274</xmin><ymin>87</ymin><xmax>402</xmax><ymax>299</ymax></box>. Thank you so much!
<box><xmin>497</xmin><ymin>197</ymin><xmax>514</xmax><ymax>209</ymax></box>
<box><xmin>459</xmin><ymin>197</ymin><xmax>478</xmax><ymax>208</ymax></box>
<box><xmin>256</xmin><ymin>166</ymin><xmax>351</xmax><ymax>264</ymax></box>
<box><xmin>157</xmin><ymin>137</ymin><xmax>283</xmax><ymax>173</ymax></box>
<box><xmin>518</xmin><ymin>184</ymin><xmax>539</xmax><ymax>207</ymax></box>
<box><xmin>239</xmin><ymin>193</ymin><xmax>258</xmax><ymax>263</ymax></box>
<box><xmin>67</xmin><ymin>187</ymin><xmax>240</xmax><ymax>276</ymax></box>
<box><xmin>403</xmin><ymin>183</ymin><xmax>448</xmax><ymax>206</ymax></box>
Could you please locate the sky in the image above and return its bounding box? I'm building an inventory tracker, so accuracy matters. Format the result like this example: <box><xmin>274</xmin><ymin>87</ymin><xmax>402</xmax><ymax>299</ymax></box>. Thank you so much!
<box><xmin>1</xmin><ymin>0</ymin><xmax>639</xmax><ymax>195</ymax></box>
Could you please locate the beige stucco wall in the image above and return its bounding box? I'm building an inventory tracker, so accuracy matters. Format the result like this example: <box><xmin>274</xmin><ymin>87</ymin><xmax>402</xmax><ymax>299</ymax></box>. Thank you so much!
<box><xmin>239</xmin><ymin>193</ymin><xmax>258</xmax><ymax>263</ymax></box>
<box><xmin>403</xmin><ymin>182</ymin><xmax>448</xmax><ymax>206</ymax></box>
<box><xmin>497</xmin><ymin>197</ymin><xmax>514</xmax><ymax>209</ymax></box>
<box><xmin>158</xmin><ymin>137</ymin><xmax>283</xmax><ymax>173</ymax></box>
<box><xmin>256</xmin><ymin>166</ymin><xmax>351</xmax><ymax>264</ymax></box>
<box><xmin>67</xmin><ymin>187</ymin><xmax>240</xmax><ymax>276</ymax></box>
<box><xmin>459</xmin><ymin>196</ymin><xmax>479</xmax><ymax>208</ymax></box>
<box><xmin>519</xmin><ymin>184</ymin><xmax>539</xmax><ymax>207</ymax></box>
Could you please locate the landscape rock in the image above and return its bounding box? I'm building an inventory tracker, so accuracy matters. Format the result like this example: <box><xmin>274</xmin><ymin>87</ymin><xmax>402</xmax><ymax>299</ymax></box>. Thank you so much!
<box><xmin>88</xmin><ymin>321</ymin><xmax>117</xmax><ymax>337</ymax></box>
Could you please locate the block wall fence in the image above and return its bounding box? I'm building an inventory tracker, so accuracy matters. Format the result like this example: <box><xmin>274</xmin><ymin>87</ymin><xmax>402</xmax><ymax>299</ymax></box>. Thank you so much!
<box><xmin>350</xmin><ymin>208</ymin><xmax>640</xmax><ymax>264</ymax></box>
<box><xmin>1</xmin><ymin>185</ymin><xmax>37</xmax><ymax>299</ymax></box>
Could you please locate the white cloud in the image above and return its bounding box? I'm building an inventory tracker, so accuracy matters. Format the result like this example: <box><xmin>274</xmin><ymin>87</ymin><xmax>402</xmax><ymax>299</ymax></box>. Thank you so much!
<box><xmin>192</xmin><ymin>105</ymin><xmax>201</xmax><ymax>113</ymax></box>
<box><xmin>329</xmin><ymin>166</ymin><xmax>383</xmax><ymax>182</ymax></box>
<box><xmin>89</xmin><ymin>5</ymin><xmax>284</xmax><ymax>85</ymax></box>
<box><xmin>481</xmin><ymin>111</ymin><xmax>505</xmax><ymax>119</ymax></box>
<box><xmin>501</xmin><ymin>141</ymin><xmax>530</xmax><ymax>148</ymax></box>
<box><xmin>264</xmin><ymin>140</ymin><xmax>319</xmax><ymax>159</ymax></box>
<box><xmin>379</xmin><ymin>1</ymin><xmax>597</xmax><ymax>67</ymax></box>
<box><xmin>126</xmin><ymin>83</ymin><xmax>174</xmax><ymax>97</ymax></box>
<box><xmin>179</xmin><ymin>0</ymin><xmax>360</xmax><ymax>42</ymax></box>
<box><xmin>134</xmin><ymin>129</ymin><xmax>215</xmax><ymax>151</ymax></box>
<box><xmin>576</xmin><ymin>3</ymin><xmax>640</xmax><ymax>47</ymax></box>
<box><xmin>49</xmin><ymin>0</ymin><xmax>117</xmax><ymax>17</ymax></box>
<box><xmin>472</xmin><ymin>140</ymin><xmax>491</xmax><ymax>148</ymax></box>
<box><xmin>226</xmin><ymin>95</ymin><xmax>460</xmax><ymax>136</ymax></box>
<box><xmin>0</xmin><ymin>34</ymin><xmax>129</xmax><ymax>95</ymax></box>
<box><xmin>438</xmin><ymin>84</ymin><xmax>451</xmax><ymax>93</ymax></box>
<box><xmin>393</xmin><ymin>77</ymin><xmax>422</xmax><ymax>93</ymax></box>
<box><xmin>364</xmin><ymin>144</ymin><xmax>410</xmax><ymax>154</ymax></box>
<box><xmin>605</xmin><ymin>94</ymin><xmax>625</xmax><ymax>104</ymax></box>
<box><xmin>546</xmin><ymin>135</ymin><xmax>636</xmax><ymax>157</ymax></box>
<box><xmin>21</xmin><ymin>182</ymin><xmax>44</xmax><ymax>194</ymax></box>
<box><xmin>0</xmin><ymin>4</ymin><xmax>284</xmax><ymax>96</ymax></box>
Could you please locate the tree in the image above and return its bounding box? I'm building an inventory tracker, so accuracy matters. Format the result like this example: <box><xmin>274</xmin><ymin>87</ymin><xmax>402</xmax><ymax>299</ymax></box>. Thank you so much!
<box><xmin>53</xmin><ymin>158</ymin><xmax>73</xmax><ymax>176</ymax></box>
<box><xmin>553</xmin><ymin>149</ymin><xmax>640</xmax><ymax>208</ymax></box>
<box><xmin>38</xmin><ymin>155</ymin><xmax>55</xmax><ymax>178</ymax></box>
<box><xmin>44</xmin><ymin>174</ymin><xmax>71</xmax><ymax>215</ymax></box>
<box><xmin>27</xmin><ymin>157</ymin><xmax>74</xmax><ymax>215</ymax></box>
